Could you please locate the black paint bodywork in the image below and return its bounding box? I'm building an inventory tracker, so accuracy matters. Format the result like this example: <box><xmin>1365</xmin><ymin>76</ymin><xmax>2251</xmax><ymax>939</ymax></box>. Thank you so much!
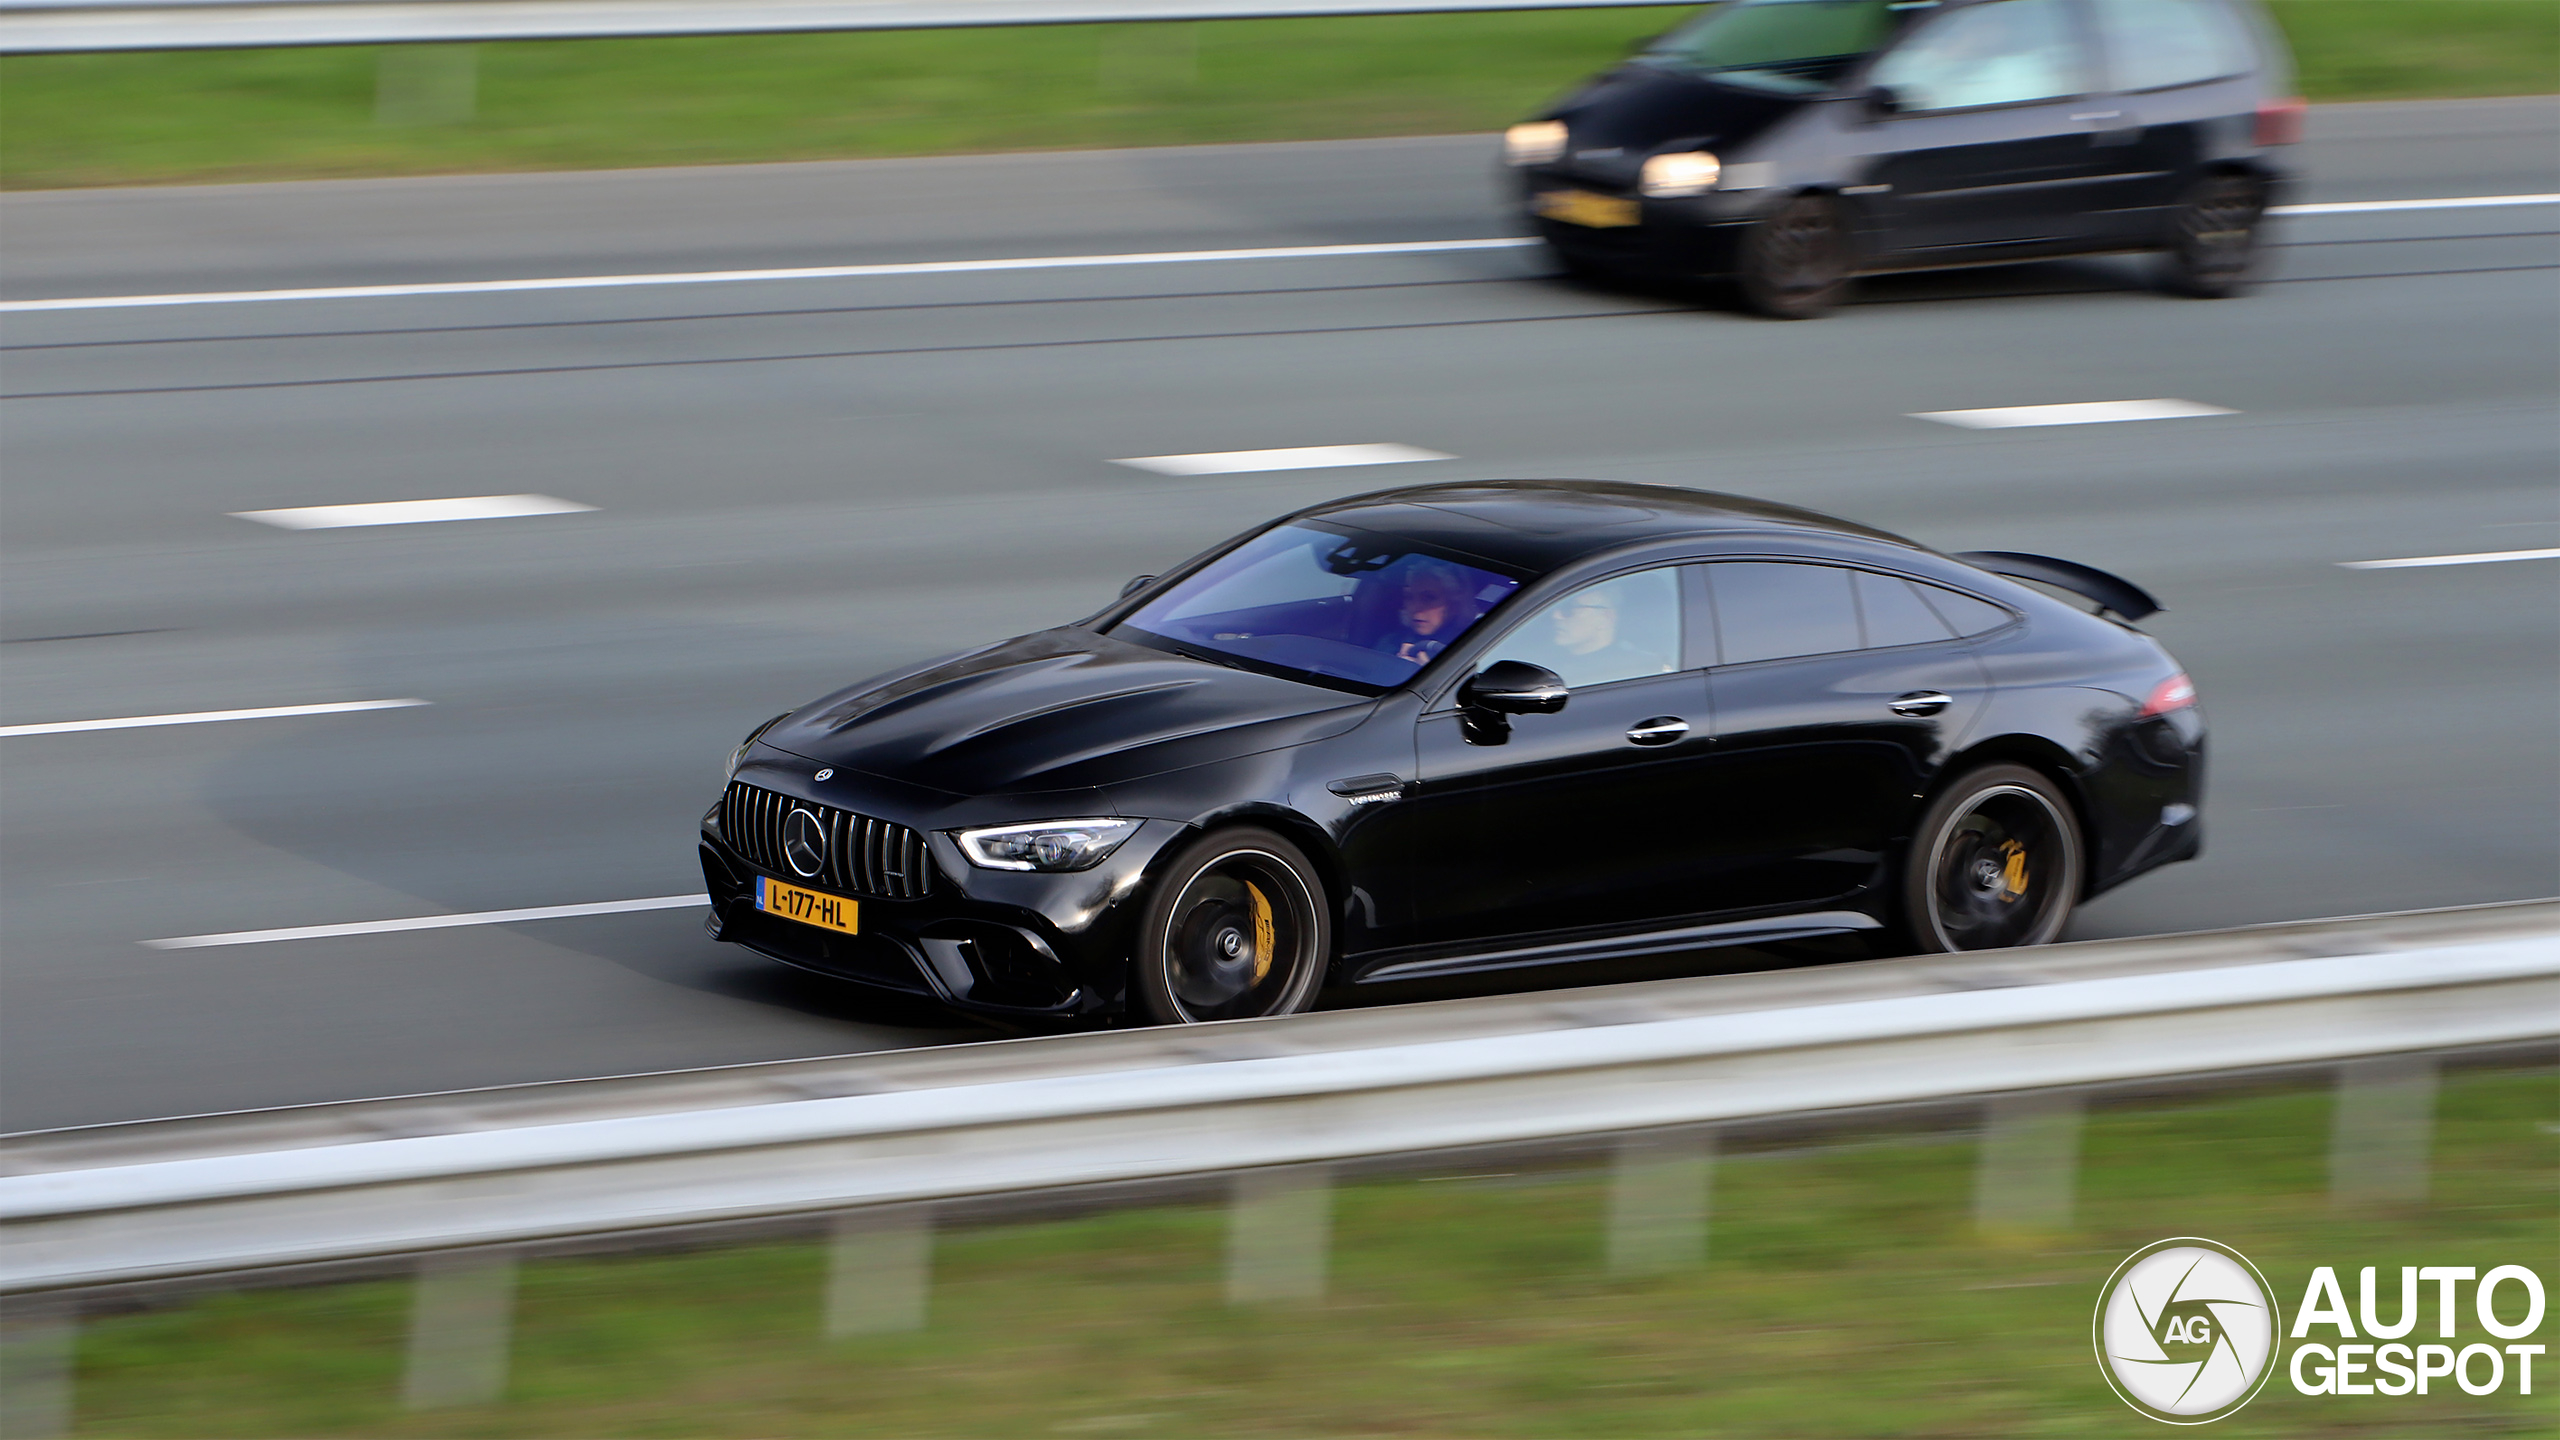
<box><xmin>700</xmin><ymin>481</ymin><xmax>2203</xmax><ymax>1022</ymax></box>
<box><xmin>1512</xmin><ymin>0</ymin><xmax>2294</xmax><ymax>284</ymax></box>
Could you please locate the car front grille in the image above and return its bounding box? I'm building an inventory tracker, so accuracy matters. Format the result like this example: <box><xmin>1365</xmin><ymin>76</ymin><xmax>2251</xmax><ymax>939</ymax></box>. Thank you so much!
<box><xmin>720</xmin><ymin>781</ymin><xmax>932</xmax><ymax>900</ymax></box>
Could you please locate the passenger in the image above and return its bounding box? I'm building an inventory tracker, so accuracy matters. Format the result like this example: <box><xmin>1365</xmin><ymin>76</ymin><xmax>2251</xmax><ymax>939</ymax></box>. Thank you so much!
<box><xmin>1374</xmin><ymin>560</ymin><xmax>1474</xmax><ymax>666</ymax></box>
<box><xmin>1547</xmin><ymin>585</ymin><xmax>1672</xmax><ymax>685</ymax></box>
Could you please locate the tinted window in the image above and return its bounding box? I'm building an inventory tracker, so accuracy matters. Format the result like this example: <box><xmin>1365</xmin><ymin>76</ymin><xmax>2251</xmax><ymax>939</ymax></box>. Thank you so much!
<box><xmin>1116</xmin><ymin>524</ymin><xmax>1522</xmax><ymax>692</ymax></box>
<box><xmin>2090</xmin><ymin>0</ymin><xmax>2253</xmax><ymax>91</ymax></box>
<box><xmin>1644</xmin><ymin>0</ymin><xmax>1911</xmax><ymax>95</ymax></box>
<box><xmin>1709</xmin><ymin>562</ymin><xmax>1862</xmax><ymax>664</ymax></box>
<box><xmin>1915</xmin><ymin>583</ymin><xmax>2015</xmax><ymax>637</ymax></box>
<box><xmin>1870</xmin><ymin>0</ymin><xmax>2090</xmax><ymax>111</ymax></box>
<box><xmin>1855</xmin><ymin>571</ymin><xmax>1957</xmax><ymax>648</ymax></box>
<box><xmin>1480</xmin><ymin>567</ymin><xmax>1684</xmax><ymax>690</ymax></box>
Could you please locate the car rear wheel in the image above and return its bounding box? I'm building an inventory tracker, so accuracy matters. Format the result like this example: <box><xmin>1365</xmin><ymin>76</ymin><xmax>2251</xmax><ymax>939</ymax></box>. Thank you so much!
<box><xmin>1737</xmin><ymin>194</ymin><xmax>1852</xmax><ymax>319</ymax></box>
<box><xmin>1900</xmin><ymin>765</ymin><xmax>2083</xmax><ymax>953</ymax></box>
<box><xmin>2158</xmin><ymin>172</ymin><xmax>2268</xmax><ymax>298</ymax></box>
<box><xmin>1134</xmin><ymin>827</ymin><xmax>1329</xmax><ymax>1024</ymax></box>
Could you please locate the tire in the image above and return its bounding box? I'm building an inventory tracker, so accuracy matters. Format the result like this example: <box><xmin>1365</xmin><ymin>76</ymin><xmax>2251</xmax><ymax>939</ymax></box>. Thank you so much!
<box><xmin>2157</xmin><ymin>172</ymin><xmax>2268</xmax><ymax>299</ymax></box>
<box><xmin>1899</xmin><ymin>764</ymin><xmax>2083</xmax><ymax>954</ymax></box>
<box><xmin>1134</xmin><ymin>827</ymin><xmax>1330</xmax><ymax>1024</ymax></box>
<box><xmin>1737</xmin><ymin>194</ymin><xmax>1853</xmax><ymax>319</ymax></box>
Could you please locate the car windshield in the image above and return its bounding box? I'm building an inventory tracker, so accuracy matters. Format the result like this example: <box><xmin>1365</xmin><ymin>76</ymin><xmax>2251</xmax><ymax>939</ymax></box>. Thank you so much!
<box><xmin>1641</xmin><ymin>0</ymin><xmax>1919</xmax><ymax>94</ymax></box>
<box><xmin>1111</xmin><ymin>523</ymin><xmax>1526</xmax><ymax>694</ymax></box>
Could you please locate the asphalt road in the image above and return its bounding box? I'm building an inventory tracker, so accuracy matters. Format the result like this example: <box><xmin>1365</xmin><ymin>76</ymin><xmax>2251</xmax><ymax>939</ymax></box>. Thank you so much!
<box><xmin>3</xmin><ymin>98</ymin><xmax>2553</xmax><ymax>1131</ymax></box>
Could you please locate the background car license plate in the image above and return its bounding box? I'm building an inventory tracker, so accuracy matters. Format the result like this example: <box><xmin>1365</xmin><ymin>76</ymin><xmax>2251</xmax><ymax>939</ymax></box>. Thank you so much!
<box><xmin>758</xmin><ymin>876</ymin><xmax>858</xmax><ymax>935</ymax></box>
<box><xmin>1535</xmin><ymin>190</ymin><xmax>1640</xmax><ymax>228</ymax></box>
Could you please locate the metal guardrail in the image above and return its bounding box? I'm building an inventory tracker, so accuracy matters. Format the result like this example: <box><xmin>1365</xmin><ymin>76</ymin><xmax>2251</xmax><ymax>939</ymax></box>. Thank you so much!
<box><xmin>4</xmin><ymin>900</ymin><xmax>2554</xmax><ymax>1296</ymax></box>
<box><xmin>2</xmin><ymin>0</ymin><xmax>1691</xmax><ymax>53</ymax></box>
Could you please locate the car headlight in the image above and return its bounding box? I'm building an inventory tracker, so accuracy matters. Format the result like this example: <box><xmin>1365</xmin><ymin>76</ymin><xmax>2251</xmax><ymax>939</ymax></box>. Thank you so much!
<box><xmin>727</xmin><ymin>712</ymin><xmax>789</xmax><ymax>781</ymax></box>
<box><xmin>955</xmin><ymin>818</ymin><xmax>1139</xmax><ymax>872</ymax></box>
<box><xmin>1639</xmin><ymin>151</ymin><xmax>1721</xmax><ymax>197</ymax></box>
<box><xmin>1504</xmin><ymin>121</ymin><xmax>1567</xmax><ymax>166</ymax></box>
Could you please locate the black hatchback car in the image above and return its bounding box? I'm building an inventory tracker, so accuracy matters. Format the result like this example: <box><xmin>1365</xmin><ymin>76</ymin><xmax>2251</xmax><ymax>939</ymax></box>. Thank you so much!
<box><xmin>1504</xmin><ymin>0</ymin><xmax>2301</xmax><ymax>315</ymax></box>
<box><xmin>702</xmin><ymin>481</ymin><xmax>2204</xmax><ymax>1027</ymax></box>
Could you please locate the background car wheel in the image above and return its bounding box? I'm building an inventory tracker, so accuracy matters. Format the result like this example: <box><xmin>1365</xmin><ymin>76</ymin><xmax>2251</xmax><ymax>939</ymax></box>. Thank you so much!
<box><xmin>1737</xmin><ymin>194</ymin><xmax>1852</xmax><ymax>319</ymax></box>
<box><xmin>1134</xmin><ymin>827</ymin><xmax>1329</xmax><ymax>1025</ymax></box>
<box><xmin>2158</xmin><ymin>172</ymin><xmax>2269</xmax><ymax>298</ymax></box>
<box><xmin>1899</xmin><ymin>764</ymin><xmax>2083</xmax><ymax>954</ymax></box>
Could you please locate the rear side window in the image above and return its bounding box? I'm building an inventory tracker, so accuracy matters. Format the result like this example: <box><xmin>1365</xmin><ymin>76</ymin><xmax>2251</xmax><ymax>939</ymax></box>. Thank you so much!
<box><xmin>1915</xmin><ymin>583</ymin><xmax>2015</xmax><ymax>637</ymax></box>
<box><xmin>1708</xmin><ymin>562</ymin><xmax>1863</xmax><ymax>664</ymax></box>
<box><xmin>2089</xmin><ymin>0</ymin><xmax>2254</xmax><ymax>92</ymax></box>
<box><xmin>1854</xmin><ymin>571</ymin><xmax>1957</xmax><ymax>648</ymax></box>
<box><xmin>1869</xmin><ymin>0</ymin><xmax>2091</xmax><ymax>112</ymax></box>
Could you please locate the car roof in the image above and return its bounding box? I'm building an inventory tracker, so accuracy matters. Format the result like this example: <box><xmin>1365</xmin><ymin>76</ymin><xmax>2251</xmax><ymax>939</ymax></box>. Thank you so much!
<box><xmin>1293</xmin><ymin>479</ymin><xmax>1925</xmax><ymax>574</ymax></box>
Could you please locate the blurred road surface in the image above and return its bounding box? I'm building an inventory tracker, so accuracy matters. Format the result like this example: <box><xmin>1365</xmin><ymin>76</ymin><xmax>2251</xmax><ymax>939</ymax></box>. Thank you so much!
<box><xmin>2</xmin><ymin>98</ymin><xmax>2553</xmax><ymax>1129</ymax></box>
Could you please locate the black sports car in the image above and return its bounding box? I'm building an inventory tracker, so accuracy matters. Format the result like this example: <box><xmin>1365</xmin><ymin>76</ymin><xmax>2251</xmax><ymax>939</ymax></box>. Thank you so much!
<box><xmin>701</xmin><ymin>481</ymin><xmax>2203</xmax><ymax>1026</ymax></box>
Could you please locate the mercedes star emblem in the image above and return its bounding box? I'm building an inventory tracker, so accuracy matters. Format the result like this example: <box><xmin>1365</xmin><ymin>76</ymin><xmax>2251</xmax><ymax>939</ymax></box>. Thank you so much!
<box><xmin>814</xmin><ymin>768</ymin><xmax>833</xmax><ymax>781</ymax></box>
<box><xmin>782</xmin><ymin>808</ymin><xmax>826</xmax><ymax>878</ymax></box>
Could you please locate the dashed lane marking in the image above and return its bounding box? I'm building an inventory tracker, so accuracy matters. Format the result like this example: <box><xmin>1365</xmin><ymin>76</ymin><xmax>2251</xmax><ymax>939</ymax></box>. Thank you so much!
<box><xmin>232</xmin><ymin>494</ymin><xmax>596</xmax><ymax>529</ymax></box>
<box><xmin>145</xmin><ymin>894</ymin><xmax>710</xmax><ymax>949</ymax></box>
<box><xmin>0</xmin><ymin>698</ymin><xmax>428</xmax><ymax>738</ymax></box>
<box><xmin>1909</xmin><ymin>399</ymin><xmax>2235</xmax><ymax>429</ymax></box>
<box><xmin>1113</xmin><ymin>443</ymin><xmax>1454</xmax><ymax>476</ymax></box>
<box><xmin>2341</xmin><ymin>547</ymin><xmax>2560</xmax><ymax>569</ymax></box>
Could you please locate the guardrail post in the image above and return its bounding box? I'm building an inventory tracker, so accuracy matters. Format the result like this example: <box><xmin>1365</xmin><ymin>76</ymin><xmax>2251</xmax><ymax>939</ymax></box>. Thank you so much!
<box><xmin>1974</xmin><ymin>1092</ymin><xmax>2084</xmax><ymax>1236</ymax></box>
<box><xmin>2330</xmin><ymin>1055</ymin><xmax>2438</xmax><ymax>1207</ymax></box>
<box><xmin>0</xmin><ymin>1300</ymin><xmax>74</xmax><ymax>1439</ymax></box>
<box><xmin>1605</xmin><ymin>1131</ymin><xmax>1714</xmax><ymax>1274</ymax></box>
<box><xmin>376</xmin><ymin>44</ymin><xmax>478</xmax><ymax>126</ymax></box>
<box><xmin>1226</xmin><ymin>1165</ymin><xmax>1332</xmax><ymax>1303</ymax></box>
<box><xmin>401</xmin><ymin>1253</ymin><xmax>515</xmax><ymax>1410</ymax></box>
<box><xmin>825</xmin><ymin>1206</ymin><xmax>933</xmax><ymax>1337</ymax></box>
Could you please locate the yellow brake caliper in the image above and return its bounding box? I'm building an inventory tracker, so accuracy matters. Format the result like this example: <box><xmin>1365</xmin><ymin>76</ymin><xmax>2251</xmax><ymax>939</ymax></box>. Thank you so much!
<box><xmin>1246</xmin><ymin>882</ymin><xmax>1276</xmax><ymax>983</ymax></box>
<box><xmin>1997</xmin><ymin>839</ymin><xmax>2030</xmax><ymax>902</ymax></box>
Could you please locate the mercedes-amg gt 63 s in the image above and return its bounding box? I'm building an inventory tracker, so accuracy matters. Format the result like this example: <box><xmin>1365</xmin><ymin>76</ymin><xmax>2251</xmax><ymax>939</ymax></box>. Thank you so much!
<box><xmin>702</xmin><ymin>481</ymin><xmax>2203</xmax><ymax>1026</ymax></box>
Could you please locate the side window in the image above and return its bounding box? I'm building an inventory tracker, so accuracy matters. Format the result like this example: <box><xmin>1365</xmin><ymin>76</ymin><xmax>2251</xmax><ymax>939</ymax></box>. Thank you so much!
<box><xmin>2089</xmin><ymin>0</ymin><xmax>2253</xmax><ymax>92</ymax></box>
<box><xmin>1869</xmin><ymin>0</ymin><xmax>2091</xmax><ymax>112</ymax></box>
<box><xmin>1708</xmin><ymin>562</ymin><xmax>1862</xmax><ymax>665</ymax></box>
<box><xmin>1854</xmin><ymin>571</ymin><xmax>1957</xmax><ymax>648</ymax></box>
<box><xmin>1479</xmin><ymin>567</ymin><xmax>1684</xmax><ymax>690</ymax></box>
<box><xmin>1915</xmin><ymin>582</ymin><xmax>2015</xmax><ymax>637</ymax></box>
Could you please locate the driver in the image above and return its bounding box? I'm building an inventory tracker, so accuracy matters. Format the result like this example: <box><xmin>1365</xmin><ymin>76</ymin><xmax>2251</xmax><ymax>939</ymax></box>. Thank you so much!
<box><xmin>1374</xmin><ymin>560</ymin><xmax>1473</xmax><ymax>667</ymax></box>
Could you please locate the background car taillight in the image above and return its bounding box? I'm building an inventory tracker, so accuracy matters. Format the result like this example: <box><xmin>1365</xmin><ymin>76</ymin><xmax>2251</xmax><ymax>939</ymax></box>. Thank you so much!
<box><xmin>2255</xmin><ymin>97</ymin><xmax>2306</xmax><ymax>146</ymax></box>
<box><xmin>2141</xmin><ymin>672</ymin><xmax>2197</xmax><ymax>717</ymax></box>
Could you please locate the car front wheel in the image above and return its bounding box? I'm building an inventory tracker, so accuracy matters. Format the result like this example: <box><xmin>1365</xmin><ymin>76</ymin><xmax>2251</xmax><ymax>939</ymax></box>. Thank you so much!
<box><xmin>1899</xmin><ymin>764</ymin><xmax>2084</xmax><ymax>953</ymax></box>
<box><xmin>1737</xmin><ymin>193</ymin><xmax>1853</xmax><ymax>319</ymax></box>
<box><xmin>1134</xmin><ymin>827</ymin><xmax>1330</xmax><ymax>1024</ymax></box>
<box><xmin>2159</xmin><ymin>172</ymin><xmax>2269</xmax><ymax>298</ymax></box>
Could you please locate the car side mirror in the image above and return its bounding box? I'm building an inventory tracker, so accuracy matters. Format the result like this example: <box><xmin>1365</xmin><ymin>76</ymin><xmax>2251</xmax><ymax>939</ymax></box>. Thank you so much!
<box><xmin>1460</xmin><ymin>660</ymin><xmax>1569</xmax><ymax>715</ymax></box>
<box><xmin>1864</xmin><ymin>83</ymin><xmax>1903</xmax><ymax>119</ymax></box>
<box><xmin>1119</xmin><ymin>574</ymin><xmax>1157</xmax><ymax>598</ymax></box>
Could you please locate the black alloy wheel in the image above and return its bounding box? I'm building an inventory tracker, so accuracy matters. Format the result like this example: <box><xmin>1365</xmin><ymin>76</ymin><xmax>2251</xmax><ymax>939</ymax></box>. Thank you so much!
<box><xmin>1135</xmin><ymin>827</ymin><xmax>1329</xmax><ymax>1024</ymax></box>
<box><xmin>2159</xmin><ymin>172</ymin><xmax>2269</xmax><ymax>298</ymax></box>
<box><xmin>1900</xmin><ymin>764</ymin><xmax>2083</xmax><ymax>953</ymax></box>
<box><xmin>1737</xmin><ymin>193</ymin><xmax>1853</xmax><ymax>319</ymax></box>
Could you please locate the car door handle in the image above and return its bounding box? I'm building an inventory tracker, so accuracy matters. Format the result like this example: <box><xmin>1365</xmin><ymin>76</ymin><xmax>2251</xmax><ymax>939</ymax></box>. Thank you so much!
<box><xmin>1625</xmin><ymin>716</ymin><xmax>1690</xmax><ymax>746</ymax></box>
<box><xmin>1890</xmin><ymin>691</ymin><xmax>1953</xmax><ymax>717</ymax></box>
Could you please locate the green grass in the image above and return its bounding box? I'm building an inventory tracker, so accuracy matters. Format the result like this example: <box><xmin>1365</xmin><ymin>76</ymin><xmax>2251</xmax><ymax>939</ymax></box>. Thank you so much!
<box><xmin>63</xmin><ymin>1066</ymin><xmax>2558</xmax><ymax>1437</ymax></box>
<box><xmin>2</xmin><ymin>1</ymin><xmax>2554</xmax><ymax>189</ymax></box>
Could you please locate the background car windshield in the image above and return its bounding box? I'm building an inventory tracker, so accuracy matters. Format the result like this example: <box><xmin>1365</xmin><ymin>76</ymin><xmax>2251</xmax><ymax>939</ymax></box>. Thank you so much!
<box><xmin>1643</xmin><ymin>0</ymin><xmax>1911</xmax><ymax>94</ymax></box>
<box><xmin>1114</xmin><ymin>524</ymin><xmax>1522</xmax><ymax>692</ymax></box>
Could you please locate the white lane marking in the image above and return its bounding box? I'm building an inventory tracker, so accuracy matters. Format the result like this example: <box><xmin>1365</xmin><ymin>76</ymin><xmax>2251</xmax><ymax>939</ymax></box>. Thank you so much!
<box><xmin>2340</xmin><ymin>547</ymin><xmax>2560</xmax><ymax>570</ymax></box>
<box><xmin>231</xmin><ymin>494</ymin><xmax>595</xmax><ymax>530</ymax></box>
<box><xmin>2</xmin><ymin>192</ymin><xmax>2550</xmax><ymax>315</ymax></box>
<box><xmin>0</xmin><ymin>239</ymin><xmax>1540</xmax><ymax>314</ymax></box>
<box><xmin>144</xmin><ymin>893</ymin><xmax>709</xmax><ymax>949</ymax></box>
<box><xmin>1910</xmin><ymin>399</ymin><xmax>2236</xmax><ymax>429</ymax></box>
<box><xmin>1113</xmin><ymin>443</ymin><xmax>1455</xmax><ymax>476</ymax></box>
<box><xmin>0</xmin><ymin>698</ymin><xmax>428</xmax><ymax>738</ymax></box>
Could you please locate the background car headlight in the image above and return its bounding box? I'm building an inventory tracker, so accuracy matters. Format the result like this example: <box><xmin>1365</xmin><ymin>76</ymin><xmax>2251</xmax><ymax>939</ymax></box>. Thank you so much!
<box><xmin>727</xmin><ymin>712</ymin><xmax>789</xmax><ymax>780</ymax></box>
<box><xmin>955</xmin><ymin>818</ymin><xmax>1138</xmax><ymax>872</ymax></box>
<box><xmin>1639</xmin><ymin>151</ymin><xmax>1721</xmax><ymax>197</ymax></box>
<box><xmin>1504</xmin><ymin>121</ymin><xmax>1567</xmax><ymax>166</ymax></box>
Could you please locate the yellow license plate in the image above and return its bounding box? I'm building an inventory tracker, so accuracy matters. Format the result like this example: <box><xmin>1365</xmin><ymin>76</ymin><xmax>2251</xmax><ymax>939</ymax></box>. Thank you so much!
<box><xmin>758</xmin><ymin>876</ymin><xmax>858</xmax><ymax>935</ymax></box>
<box><xmin>1535</xmin><ymin>190</ymin><xmax>1641</xmax><ymax>229</ymax></box>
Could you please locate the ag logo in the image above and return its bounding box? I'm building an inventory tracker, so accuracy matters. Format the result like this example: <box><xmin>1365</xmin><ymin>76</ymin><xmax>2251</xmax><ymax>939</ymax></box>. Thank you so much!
<box><xmin>2095</xmin><ymin>1238</ymin><xmax>2281</xmax><ymax>1424</ymax></box>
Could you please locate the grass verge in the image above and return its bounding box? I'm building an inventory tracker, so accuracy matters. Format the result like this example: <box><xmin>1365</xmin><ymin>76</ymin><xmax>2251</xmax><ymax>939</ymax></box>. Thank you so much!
<box><xmin>2</xmin><ymin>2</ymin><xmax>2555</xmax><ymax>190</ymax></box>
<box><xmin>63</xmin><ymin>1065</ymin><xmax>2557</xmax><ymax>1437</ymax></box>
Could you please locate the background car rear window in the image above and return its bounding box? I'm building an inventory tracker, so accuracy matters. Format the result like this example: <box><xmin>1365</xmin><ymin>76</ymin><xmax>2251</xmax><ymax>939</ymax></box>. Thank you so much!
<box><xmin>1479</xmin><ymin>567</ymin><xmax>1684</xmax><ymax>690</ymax></box>
<box><xmin>1706</xmin><ymin>562</ymin><xmax>1862</xmax><ymax>664</ymax></box>
<box><xmin>1115</xmin><ymin>524</ymin><xmax>1521</xmax><ymax>691</ymax></box>
<box><xmin>2089</xmin><ymin>0</ymin><xmax>2255</xmax><ymax>92</ymax></box>
<box><xmin>1868</xmin><ymin>0</ymin><xmax>2090</xmax><ymax>112</ymax></box>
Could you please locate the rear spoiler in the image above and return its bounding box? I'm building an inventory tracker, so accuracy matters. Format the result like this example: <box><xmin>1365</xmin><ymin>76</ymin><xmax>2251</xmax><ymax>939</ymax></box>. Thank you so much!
<box><xmin>1952</xmin><ymin>551</ymin><xmax>2162</xmax><ymax>623</ymax></box>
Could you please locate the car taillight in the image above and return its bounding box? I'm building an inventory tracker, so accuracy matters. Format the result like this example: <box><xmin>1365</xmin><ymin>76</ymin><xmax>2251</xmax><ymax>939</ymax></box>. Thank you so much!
<box><xmin>2255</xmin><ymin>97</ymin><xmax>2305</xmax><ymax>147</ymax></box>
<box><xmin>2141</xmin><ymin>672</ymin><xmax>2197</xmax><ymax>717</ymax></box>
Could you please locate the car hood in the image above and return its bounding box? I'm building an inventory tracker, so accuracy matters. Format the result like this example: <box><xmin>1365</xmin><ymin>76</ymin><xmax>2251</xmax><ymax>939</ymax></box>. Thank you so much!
<box><xmin>1550</xmin><ymin>63</ymin><xmax>1807</xmax><ymax>171</ymax></box>
<box><xmin>759</xmin><ymin>628</ymin><xmax>1371</xmax><ymax>796</ymax></box>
